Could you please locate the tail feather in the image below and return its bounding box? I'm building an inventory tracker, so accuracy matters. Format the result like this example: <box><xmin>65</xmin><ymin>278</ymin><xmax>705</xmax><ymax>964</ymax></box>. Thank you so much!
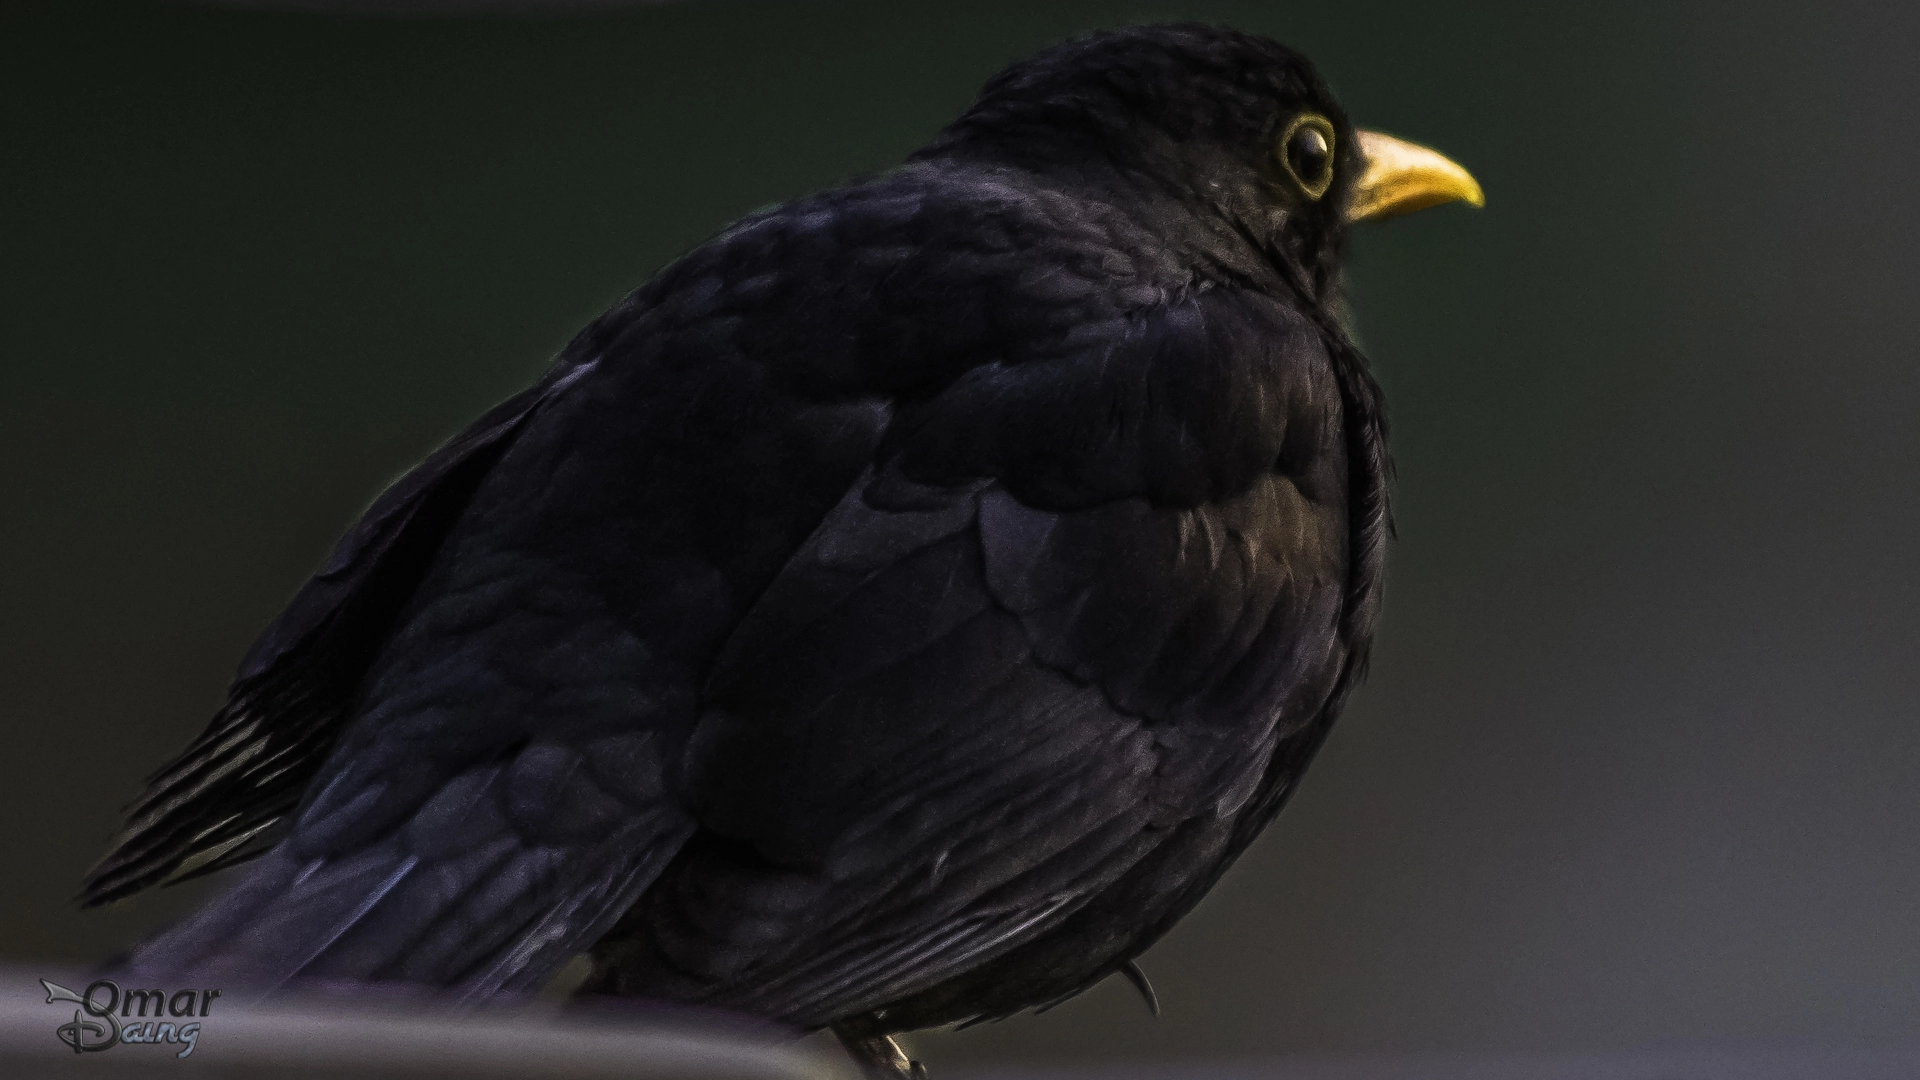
<box><xmin>120</xmin><ymin>799</ymin><xmax>692</xmax><ymax>1000</ymax></box>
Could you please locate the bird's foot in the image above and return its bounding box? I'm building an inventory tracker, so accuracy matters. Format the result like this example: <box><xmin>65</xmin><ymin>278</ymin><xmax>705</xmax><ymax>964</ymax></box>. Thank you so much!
<box><xmin>835</xmin><ymin>1031</ymin><xmax>928</xmax><ymax>1080</ymax></box>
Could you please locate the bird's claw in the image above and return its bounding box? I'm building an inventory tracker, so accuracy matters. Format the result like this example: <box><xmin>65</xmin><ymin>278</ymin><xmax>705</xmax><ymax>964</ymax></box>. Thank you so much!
<box><xmin>836</xmin><ymin>1032</ymin><xmax>928</xmax><ymax>1080</ymax></box>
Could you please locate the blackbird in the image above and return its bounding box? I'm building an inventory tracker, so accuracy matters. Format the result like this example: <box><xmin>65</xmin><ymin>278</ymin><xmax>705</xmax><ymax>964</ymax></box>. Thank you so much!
<box><xmin>84</xmin><ymin>23</ymin><xmax>1481</xmax><ymax>1076</ymax></box>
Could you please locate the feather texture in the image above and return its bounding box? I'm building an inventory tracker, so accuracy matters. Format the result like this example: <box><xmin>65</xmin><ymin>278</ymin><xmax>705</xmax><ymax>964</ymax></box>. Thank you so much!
<box><xmin>96</xmin><ymin>24</ymin><xmax>1392</xmax><ymax>1034</ymax></box>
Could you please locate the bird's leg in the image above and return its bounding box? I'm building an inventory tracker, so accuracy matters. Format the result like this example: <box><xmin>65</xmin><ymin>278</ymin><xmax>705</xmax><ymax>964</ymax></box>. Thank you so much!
<box><xmin>833</xmin><ymin>1029</ymin><xmax>928</xmax><ymax>1080</ymax></box>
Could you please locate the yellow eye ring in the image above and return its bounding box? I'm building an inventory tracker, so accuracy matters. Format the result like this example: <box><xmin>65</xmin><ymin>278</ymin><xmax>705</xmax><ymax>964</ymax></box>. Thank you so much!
<box><xmin>1278</xmin><ymin>113</ymin><xmax>1337</xmax><ymax>200</ymax></box>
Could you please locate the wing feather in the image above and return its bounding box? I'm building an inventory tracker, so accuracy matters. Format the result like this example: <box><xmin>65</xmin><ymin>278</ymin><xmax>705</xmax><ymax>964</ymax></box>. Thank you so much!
<box><xmin>84</xmin><ymin>360</ymin><xmax>599</xmax><ymax>907</ymax></box>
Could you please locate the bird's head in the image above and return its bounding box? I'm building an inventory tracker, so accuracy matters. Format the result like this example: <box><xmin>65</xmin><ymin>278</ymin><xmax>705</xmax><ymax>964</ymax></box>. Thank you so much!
<box><xmin>916</xmin><ymin>23</ymin><xmax>1482</xmax><ymax>296</ymax></box>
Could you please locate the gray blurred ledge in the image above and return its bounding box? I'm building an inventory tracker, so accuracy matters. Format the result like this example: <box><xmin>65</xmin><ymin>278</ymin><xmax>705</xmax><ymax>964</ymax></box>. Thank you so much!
<box><xmin>13</xmin><ymin>962</ymin><xmax>1920</xmax><ymax>1080</ymax></box>
<box><xmin>4</xmin><ymin>967</ymin><xmax>853</xmax><ymax>1080</ymax></box>
<box><xmin>954</xmin><ymin>1052</ymin><xmax>1920</xmax><ymax>1080</ymax></box>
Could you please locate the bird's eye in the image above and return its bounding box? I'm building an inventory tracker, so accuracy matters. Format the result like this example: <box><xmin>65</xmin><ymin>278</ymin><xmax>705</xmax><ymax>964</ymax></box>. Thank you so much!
<box><xmin>1279</xmin><ymin>114</ymin><xmax>1337</xmax><ymax>200</ymax></box>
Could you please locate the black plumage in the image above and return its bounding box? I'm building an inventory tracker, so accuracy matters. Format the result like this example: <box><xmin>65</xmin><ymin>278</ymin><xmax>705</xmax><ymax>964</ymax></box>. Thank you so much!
<box><xmin>85</xmin><ymin>23</ymin><xmax>1474</xmax><ymax>1069</ymax></box>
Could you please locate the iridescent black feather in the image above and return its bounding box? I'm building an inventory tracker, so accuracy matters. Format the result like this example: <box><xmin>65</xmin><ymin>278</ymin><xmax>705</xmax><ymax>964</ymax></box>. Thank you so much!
<box><xmin>91</xmin><ymin>23</ymin><xmax>1391</xmax><ymax>1038</ymax></box>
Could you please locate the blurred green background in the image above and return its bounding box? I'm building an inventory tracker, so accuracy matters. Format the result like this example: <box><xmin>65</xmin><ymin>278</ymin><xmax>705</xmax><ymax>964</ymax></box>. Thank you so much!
<box><xmin>6</xmin><ymin>0</ymin><xmax>1920</xmax><ymax>1068</ymax></box>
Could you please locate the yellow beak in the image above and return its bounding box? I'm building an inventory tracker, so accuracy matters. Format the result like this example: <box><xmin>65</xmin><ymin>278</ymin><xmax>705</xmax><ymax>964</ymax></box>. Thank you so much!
<box><xmin>1346</xmin><ymin>130</ymin><xmax>1485</xmax><ymax>223</ymax></box>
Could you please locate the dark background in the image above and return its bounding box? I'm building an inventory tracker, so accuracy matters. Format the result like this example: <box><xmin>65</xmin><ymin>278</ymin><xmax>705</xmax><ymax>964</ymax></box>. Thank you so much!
<box><xmin>6</xmin><ymin>0</ymin><xmax>1920</xmax><ymax>1069</ymax></box>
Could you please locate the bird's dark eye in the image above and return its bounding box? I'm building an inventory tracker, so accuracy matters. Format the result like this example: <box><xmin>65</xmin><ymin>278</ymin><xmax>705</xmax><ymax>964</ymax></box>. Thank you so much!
<box><xmin>1279</xmin><ymin>114</ymin><xmax>1337</xmax><ymax>200</ymax></box>
<box><xmin>1288</xmin><ymin>128</ymin><xmax>1329</xmax><ymax>182</ymax></box>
